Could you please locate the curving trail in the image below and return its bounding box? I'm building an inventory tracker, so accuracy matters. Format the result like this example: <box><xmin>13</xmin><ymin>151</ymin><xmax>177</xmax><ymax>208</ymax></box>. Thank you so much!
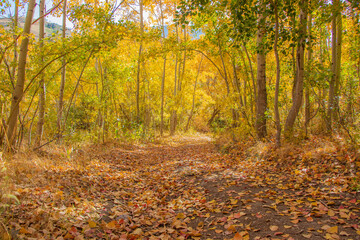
<box><xmin>2</xmin><ymin>135</ymin><xmax>360</xmax><ymax>239</ymax></box>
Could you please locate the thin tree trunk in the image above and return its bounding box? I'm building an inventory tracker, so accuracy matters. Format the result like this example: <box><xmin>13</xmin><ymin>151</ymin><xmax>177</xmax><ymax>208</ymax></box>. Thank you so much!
<box><xmin>57</xmin><ymin>0</ymin><xmax>67</xmax><ymax>143</ymax></box>
<box><xmin>11</xmin><ymin>0</ymin><xmax>19</xmax><ymax>82</ymax></box>
<box><xmin>176</xmin><ymin>26</ymin><xmax>187</xmax><ymax>130</ymax></box>
<box><xmin>319</xmin><ymin>26</ymin><xmax>327</xmax><ymax>129</ymax></box>
<box><xmin>5</xmin><ymin>0</ymin><xmax>36</xmax><ymax>151</ymax></box>
<box><xmin>170</xmin><ymin>22</ymin><xmax>179</xmax><ymax>136</ymax></box>
<box><xmin>178</xmin><ymin>26</ymin><xmax>186</xmax><ymax>92</ymax></box>
<box><xmin>291</xmin><ymin>14</ymin><xmax>296</xmax><ymax>101</ymax></box>
<box><xmin>284</xmin><ymin>0</ymin><xmax>308</xmax><ymax>138</ymax></box>
<box><xmin>327</xmin><ymin>0</ymin><xmax>338</xmax><ymax>132</ymax></box>
<box><xmin>63</xmin><ymin>50</ymin><xmax>94</xmax><ymax>129</ymax></box>
<box><xmin>218</xmin><ymin>38</ymin><xmax>230</xmax><ymax>94</ymax></box>
<box><xmin>35</xmin><ymin>0</ymin><xmax>46</xmax><ymax>147</ymax></box>
<box><xmin>208</xmin><ymin>108</ymin><xmax>220</xmax><ymax>127</ymax></box>
<box><xmin>218</xmin><ymin>37</ymin><xmax>236</xmax><ymax>126</ymax></box>
<box><xmin>136</xmin><ymin>0</ymin><xmax>144</xmax><ymax>123</ymax></box>
<box><xmin>160</xmin><ymin>57</ymin><xmax>166</xmax><ymax>135</ymax></box>
<box><xmin>159</xmin><ymin>0</ymin><xmax>166</xmax><ymax>136</ymax></box>
<box><xmin>255</xmin><ymin>0</ymin><xmax>267</xmax><ymax>139</ymax></box>
<box><xmin>232</xmin><ymin>58</ymin><xmax>244</xmax><ymax>111</ymax></box>
<box><xmin>334</xmin><ymin>4</ymin><xmax>342</xmax><ymax>120</ymax></box>
<box><xmin>239</xmin><ymin>51</ymin><xmax>250</xmax><ymax>115</ymax></box>
<box><xmin>305</xmin><ymin>13</ymin><xmax>312</xmax><ymax>137</ymax></box>
<box><xmin>274</xmin><ymin>1</ymin><xmax>281</xmax><ymax>147</ymax></box>
<box><xmin>185</xmin><ymin>55</ymin><xmax>203</xmax><ymax>132</ymax></box>
<box><xmin>242</xmin><ymin>44</ymin><xmax>256</xmax><ymax>102</ymax></box>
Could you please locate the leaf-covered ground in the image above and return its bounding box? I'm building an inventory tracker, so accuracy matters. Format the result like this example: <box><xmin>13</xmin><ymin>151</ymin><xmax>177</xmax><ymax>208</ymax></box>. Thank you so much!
<box><xmin>1</xmin><ymin>135</ymin><xmax>360</xmax><ymax>239</ymax></box>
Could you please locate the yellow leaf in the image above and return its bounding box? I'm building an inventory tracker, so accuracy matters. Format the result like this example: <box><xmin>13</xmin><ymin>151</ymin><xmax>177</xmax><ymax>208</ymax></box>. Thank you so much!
<box><xmin>176</xmin><ymin>213</ymin><xmax>185</xmax><ymax>219</ymax></box>
<box><xmin>326</xmin><ymin>226</ymin><xmax>338</xmax><ymax>234</ymax></box>
<box><xmin>328</xmin><ymin>209</ymin><xmax>335</xmax><ymax>217</ymax></box>
<box><xmin>106</xmin><ymin>220</ymin><xmax>117</xmax><ymax>229</ymax></box>
<box><xmin>88</xmin><ymin>220</ymin><xmax>97</xmax><ymax>228</ymax></box>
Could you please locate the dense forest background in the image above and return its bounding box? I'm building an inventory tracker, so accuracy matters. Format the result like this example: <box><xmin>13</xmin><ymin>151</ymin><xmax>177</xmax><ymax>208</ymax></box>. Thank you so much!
<box><xmin>0</xmin><ymin>0</ymin><xmax>359</xmax><ymax>150</ymax></box>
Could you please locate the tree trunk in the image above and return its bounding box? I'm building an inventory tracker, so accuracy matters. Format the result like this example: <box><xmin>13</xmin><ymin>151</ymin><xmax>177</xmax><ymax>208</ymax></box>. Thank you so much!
<box><xmin>5</xmin><ymin>0</ymin><xmax>36</xmax><ymax>151</ymax></box>
<box><xmin>284</xmin><ymin>0</ymin><xmax>308</xmax><ymax>138</ymax></box>
<box><xmin>160</xmin><ymin>57</ymin><xmax>166</xmax><ymax>135</ymax></box>
<box><xmin>305</xmin><ymin>13</ymin><xmax>312</xmax><ymax>137</ymax></box>
<box><xmin>11</xmin><ymin>0</ymin><xmax>19</xmax><ymax>82</ymax></box>
<box><xmin>178</xmin><ymin>27</ymin><xmax>187</xmax><ymax>92</ymax></box>
<box><xmin>242</xmin><ymin>44</ymin><xmax>256</xmax><ymax>107</ymax></box>
<box><xmin>327</xmin><ymin>0</ymin><xmax>339</xmax><ymax>132</ymax></box>
<box><xmin>160</xmin><ymin>0</ymin><xmax>166</xmax><ymax>136</ymax></box>
<box><xmin>57</xmin><ymin>0</ymin><xmax>67</xmax><ymax>143</ymax></box>
<box><xmin>170</xmin><ymin>22</ymin><xmax>179</xmax><ymax>136</ymax></box>
<box><xmin>255</xmin><ymin>0</ymin><xmax>267</xmax><ymax>139</ymax></box>
<box><xmin>232</xmin><ymin>58</ymin><xmax>244</xmax><ymax>115</ymax></box>
<box><xmin>208</xmin><ymin>108</ymin><xmax>220</xmax><ymax>127</ymax></box>
<box><xmin>274</xmin><ymin>1</ymin><xmax>281</xmax><ymax>147</ymax></box>
<box><xmin>185</xmin><ymin>55</ymin><xmax>203</xmax><ymax>132</ymax></box>
<box><xmin>136</xmin><ymin>0</ymin><xmax>144</xmax><ymax>123</ymax></box>
<box><xmin>334</xmin><ymin>4</ymin><xmax>342</xmax><ymax>120</ymax></box>
<box><xmin>63</xmin><ymin>50</ymin><xmax>94</xmax><ymax>128</ymax></box>
<box><xmin>34</xmin><ymin>0</ymin><xmax>46</xmax><ymax>147</ymax></box>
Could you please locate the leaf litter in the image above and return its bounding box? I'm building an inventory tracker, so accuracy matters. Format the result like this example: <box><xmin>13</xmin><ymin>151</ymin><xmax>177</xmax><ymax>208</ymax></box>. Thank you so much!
<box><xmin>1</xmin><ymin>135</ymin><xmax>360</xmax><ymax>239</ymax></box>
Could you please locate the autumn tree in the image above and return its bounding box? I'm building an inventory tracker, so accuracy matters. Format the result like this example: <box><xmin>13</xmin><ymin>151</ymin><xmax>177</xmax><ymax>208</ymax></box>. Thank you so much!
<box><xmin>5</xmin><ymin>0</ymin><xmax>36</xmax><ymax>150</ymax></box>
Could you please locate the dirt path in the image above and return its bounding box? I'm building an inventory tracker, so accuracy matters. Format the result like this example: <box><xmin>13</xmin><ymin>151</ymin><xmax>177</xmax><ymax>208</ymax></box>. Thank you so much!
<box><xmin>2</xmin><ymin>135</ymin><xmax>360</xmax><ymax>239</ymax></box>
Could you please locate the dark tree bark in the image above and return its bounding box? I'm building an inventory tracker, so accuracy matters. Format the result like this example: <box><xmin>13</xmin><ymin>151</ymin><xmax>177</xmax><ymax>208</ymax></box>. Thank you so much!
<box><xmin>273</xmin><ymin>0</ymin><xmax>281</xmax><ymax>147</ymax></box>
<box><xmin>255</xmin><ymin>0</ymin><xmax>268</xmax><ymax>139</ymax></box>
<box><xmin>284</xmin><ymin>0</ymin><xmax>308</xmax><ymax>138</ymax></box>
<box><xmin>305</xmin><ymin>14</ymin><xmax>312</xmax><ymax>137</ymax></box>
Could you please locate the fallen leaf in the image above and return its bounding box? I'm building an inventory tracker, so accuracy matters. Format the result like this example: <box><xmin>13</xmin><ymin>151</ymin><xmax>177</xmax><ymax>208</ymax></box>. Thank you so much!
<box><xmin>176</xmin><ymin>213</ymin><xmax>185</xmax><ymax>219</ymax></box>
<box><xmin>328</xmin><ymin>209</ymin><xmax>335</xmax><ymax>217</ymax></box>
<box><xmin>270</xmin><ymin>225</ymin><xmax>278</xmax><ymax>231</ymax></box>
<box><xmin>302</xmin><ymin>233</ymin><xmax>312</xmax><ymax>239</ymax></box>
<box><xmin>106</xmin><ymin>220</ymin><xmax>117</xmax><ymax>229</ymax></box>
<box><xmin>234</xmin><ymin>212</ymin><xmax>246</xmax><ymax>218</ymax></box>
<box><xmin>326</xmin><ymin>226</ymin><xmax>338</xmax><ymax>234</ymax></box>
<box><xmin>19</xmin><ymin>227</ymin><xmax>31</xmax><ymax>234</ymax></box>
<box><xmin>132</xmin><ymin>228</ymin><xmax>143</xmax><ymax>235</ymax></box>
<box><xmin>233</xmin><ymin>232</ymin><xmax>242</xmax><ymax>240</ymax></box>
<box><xmin>88</xmin><ymin>220</ymin><xmax>97</xmax><ymax>228</ymax></box>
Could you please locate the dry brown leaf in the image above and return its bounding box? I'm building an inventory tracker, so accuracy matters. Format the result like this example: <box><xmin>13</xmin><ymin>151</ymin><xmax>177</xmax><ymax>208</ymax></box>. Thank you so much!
<box><xmin>270</xmin><ymin>225</ymin><xmax>278</xmax><ymax>231</ymax></box>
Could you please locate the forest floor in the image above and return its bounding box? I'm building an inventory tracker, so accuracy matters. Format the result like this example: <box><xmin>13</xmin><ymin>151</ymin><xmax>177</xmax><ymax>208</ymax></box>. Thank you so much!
<box><xmin>1</xmin><ymin>134</ymin><xmax>360</xmax><ymax>240</ymax></box>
